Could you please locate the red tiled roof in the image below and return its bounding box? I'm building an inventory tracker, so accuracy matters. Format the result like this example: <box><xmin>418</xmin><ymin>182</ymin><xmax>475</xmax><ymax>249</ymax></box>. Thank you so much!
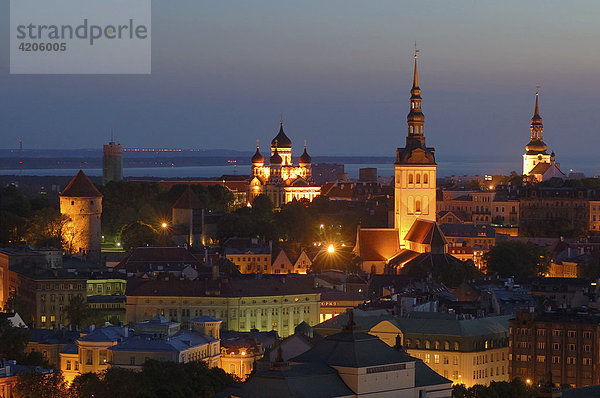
<box><xmin>61</xmin><ymin>170</ymin><xmax>102</xmax><ymax>197</ymax></box>
<box><xmin>529</xmin><ymin>162</ymin><xmax>551</xmax><ymax>175</ymax></box>
<box><xmin>172</xmin><ymin>187</ymin><xmax>204</xmax><ymax>209</ymax></box>
<box><xmin>126</xmin><ymin>277</ymin><xmax>319</xmax><ymax>298</ymax></box>
<box><xmin>404</xmin><ymin>219</ymin><xmax>447</xmax><ymax>246</ymax></box>
<box><xmin>354</xmin><ymin>228</ymin><xmax>400</xmax><ymax>262</ymax></box>
<box><xmin>116</xmin><ymin>247</ymin><xmax>202</xmax><ymax>273</ymax></box>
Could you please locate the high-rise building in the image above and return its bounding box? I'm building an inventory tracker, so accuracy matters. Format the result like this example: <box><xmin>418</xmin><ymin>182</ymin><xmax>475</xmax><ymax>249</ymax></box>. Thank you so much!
<box><xmin>394</xmin><ymin>53</ymin><xmax>437</xmax><ymax>247</ymax></box>
<box><xmin>60</xmin><ymin>170</ymin><xmax>103</xmax><ymax>263</ymax></box>
<box><xmin>103</xmin><ymin>141</ymin><xmax>123</xmax><ymax>185</ymax></box>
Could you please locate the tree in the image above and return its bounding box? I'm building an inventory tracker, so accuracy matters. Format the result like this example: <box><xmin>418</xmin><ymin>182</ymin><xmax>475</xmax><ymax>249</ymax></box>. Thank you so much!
<box><xmin>484</xmin><ymin>240</ymin><xmax>550</xmax><ymax>278</ymax></box>
<box><xmin>452</xmin><ymin>379</ymin><xmax>536</xmax><ymax>398</ymax></box>
<box><xmin>23</xmin><ymin>207</ymin><xmax>70</xmax><ymax>248</ymax></box>
<box><xmin>437</xmin><ymin>260</ymin><xmax>483</xmax><ymax>287</ymax></box>
<box><xmin>15</xmin><ymin>370</ymin><xmax>69</xmax><ymax>398</ymax></box>
<box><xmin>119</xmin><ymin>221</ymin><xmax>158</xmax><ymax>251</ymax></box>
<box><xmin>0</xmin><ymin>317</ymin><xmax>28</xmax><ymax>361</ymax></box>
<box><xmin>62</xmin><ymin>295</ymin><xmax>91</xmax><ymax>329</ymax></box>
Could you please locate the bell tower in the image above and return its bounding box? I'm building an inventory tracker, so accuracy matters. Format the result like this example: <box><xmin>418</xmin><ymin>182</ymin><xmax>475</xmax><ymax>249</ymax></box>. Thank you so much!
<box><xmin>522</xmin><ymin>91</ymin><xmax>550</xmax><ymax>175</ymax></box>
<box><xmin>394</xmin><ymin>53</ymin><xmax>437</xmax><ymax>247</ymax></box>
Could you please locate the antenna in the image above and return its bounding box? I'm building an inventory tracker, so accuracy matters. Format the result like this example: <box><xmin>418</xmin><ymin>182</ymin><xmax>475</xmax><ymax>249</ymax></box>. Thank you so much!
<box><xmin>110</xmin><ymin>127</ymin><xmax>114</xmax><ymax>143</ymax></box>
<box><xmin>414</xmin><ymin>41</ymin><xmax>420</xmax><ymax>58</ymax></box>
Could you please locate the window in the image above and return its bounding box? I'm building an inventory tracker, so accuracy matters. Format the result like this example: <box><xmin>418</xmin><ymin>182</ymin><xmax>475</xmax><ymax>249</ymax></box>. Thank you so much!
<box><xmin>583</xmin><ymin>358</ymin><xmax>592</xmax><ymax>366</ymax></box>
<box><xmin>41</xmin><ymin>316</ymin><xmax>46</xmax><ymax>323</ymax></box>
<box><xmin>66</xmin><ymin>360</ymin><xmax>71</xmax><ymax>370</ymax></box>
<box><xmin>416</xmin><ymin>174</ymin><xmax>421</xmax><ymax>184</ymax></box>
<box><xmin>409</xmin><ymin>174</ymin><xmax>414</xmax><ymax>184</ymax></box>
<box><xmin>536</xmin><ymin>356</ymin><xmax>545</xmax><ymax>363</ymax></box>
<box><xmin>454</xmin><ymin>342</ymin><xmax>460</xmax><ymax>351</ymax></box>
<box><xmin>567</xmin><ymin>357</ymin><xmax>576</xmax><ymax>365</ymax></box>
<box><xmin>425</xmin><ymin>354</ymin><xmax>430</xmax><ymax>363</ymax></box>
<box><xmin>425</xmin><ymin>340</ymin><xmax>431</xmax><ymax>349</ymax></box>
<box><xmin>537</xmin><ymin>342</ymin><xmax>545</xmax><ymax>350</ymax></box>
<box><xmin>536</xmin><ymin>329</ymin><xmax>546</xmax><ymax>337</ymax></box>
<box><xmin>585</xmin><ymin>345</ymin><xmax>591</xmax><ymax>352</ymax></box>
<box><xmin>130</xmin><ymin>357</ymin><xmax>135</xmax><ymax>365</ymax></box>
<box><xmin>443</xmin><ymin>356</ymin><xmax>449</xmax><ymax>365</ymax></box>
<box><xmin>424</xmin><ymin>173</ymin><xmax>428</xmax><ymax>184</ymax></box>
<box><xmin>584</xmin><ymin>331</ymin><xmax>592</xmax><ymax>339</ymax></box>
<box><xmin>552</xmin><ymin>329</ymin><xmax>561</xmax><ymax>337</ymax></box>
<box><xmin>415</xmin><ymin>200</ymin><xmax>421</xmax><ymax>213</ymax></box>
<box><xmin>434</xmin><ymin>354</ymin><xmax>440</xmax><ymax>364</ymax></box>
<box><xmin>568</xmin><ymin>330</ymin><xmax>576</xmax><ymax>338</ymax></box>
<box><xmin>553</xmin><ymin>343</ymin><xmax>560</xmax><ymax>350</ymax></box>
<box><xmin>552</xmin><ymin>356</ymin><xmax>560</xmax><ymax>364</ymax></box>
<box><xmin>444</xmin><ymin>341</ymin><xmax>450</xmax><ymax>350</ymax></box>
<box><xmin>453</xmin><ymin>356</ymin><xmax>459</xmax><ymax>365</ymax></box>
<box><xmin>568</xmin><ymin>344</ymin><xmax>576</xmax><ymax>351</ymax></box>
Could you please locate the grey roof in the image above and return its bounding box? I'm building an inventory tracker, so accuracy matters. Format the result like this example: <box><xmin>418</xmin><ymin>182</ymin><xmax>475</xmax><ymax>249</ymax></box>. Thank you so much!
<box><xmin>562</xmin><ymin>385</ymin><xmax>600</xmax><ymax>398</ymax></box>
<box><xmin>109</xmin><ymin>330</ymin><xmax>217</xmax><ymax>353</ymax></box>
<box><xmin>316</xmin><ymin>310</ymin><xmax>510</xmax><ymax>339</ymax></box>
<box><xmin>414</xmin><ymin>360</ymin><xmax>453</xmax><ymax>387</ymax></box>
<box><xmin>291</xmin><ymin>329</ymin><xmax>414</xmax><ymax>368</ymax></box>
<box><xmin>28</xmin><ymin>328</ymin><xmax>80</xmax><ymax>345</ymax></box>
<box><xmin>78</xmin><ymin>325</ymin><xmax>125</xmax><ymax>343</ymax></box>
<box><xmin>216</xmin><ymin>362</ymin><xmax>354</xmax><ymax>398</ymax></box>
<box><xmin>440</xmin><ymin>223</ymin><xmax>496</xmax><ymax>238</ymax></box>
<box><xmin>60</xmin><ymin>343</ymin><xmax>79</xmax><ymax>354</ymax></box>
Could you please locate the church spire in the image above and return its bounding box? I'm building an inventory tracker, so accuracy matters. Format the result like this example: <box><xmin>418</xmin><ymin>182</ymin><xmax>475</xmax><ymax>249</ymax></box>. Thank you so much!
<box><xmin>406</xmin><ymin>51</ymin><xmax>425</xmax><ymax>146</ymax></box>
<box><xmin>530</xmin><ymin>91</ymin><xmax>544</xmax><ymax>141</ymax></box>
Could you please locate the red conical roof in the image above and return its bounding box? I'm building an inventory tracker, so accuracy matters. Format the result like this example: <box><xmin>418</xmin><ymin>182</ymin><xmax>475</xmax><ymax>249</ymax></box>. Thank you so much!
<box><xmin>61</xmin><ymin>170</ymin><xmax>102</xmax><ymax>197</ymax></box>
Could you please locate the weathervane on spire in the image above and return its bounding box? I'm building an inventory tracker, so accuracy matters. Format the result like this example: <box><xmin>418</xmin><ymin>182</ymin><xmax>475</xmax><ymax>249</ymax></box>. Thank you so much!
<box><xmin>536</xmin><ymin>84</ymin><xmax>541</xmax><ymax>95</ymax></box>
<box><xmin>280</xmin><ymin>113</ymin><xmax>284</xmax><ymax>125</ymax></box>
<box><xmin>414</xmin><ymin>41</ymin><xmax>420</xmax><ymax>58</ymax></box>
<box><xmin>256</xmin><ymin>139</ymin><xmax>260</xmax><ymax>148</ymax></box>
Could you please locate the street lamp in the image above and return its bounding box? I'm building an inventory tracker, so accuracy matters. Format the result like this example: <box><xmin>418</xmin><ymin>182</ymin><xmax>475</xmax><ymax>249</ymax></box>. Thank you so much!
<box><xmin>327</xmin><ymin>244</ymin><xmax>335</xmax><ymax>254</ymax></box>
<box><xmin>161</xmin><ymin>222</ymin><xmax>168</xmax><ymax>229</ymax></box>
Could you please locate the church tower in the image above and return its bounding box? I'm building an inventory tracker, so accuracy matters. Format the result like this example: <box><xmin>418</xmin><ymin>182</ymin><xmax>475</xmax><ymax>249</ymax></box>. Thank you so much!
<box><xmin>522</xmin><ymin>92</ymin><xmax>551</xmax><ymax>175</ymax></box>
<box><xmin>60</xmin><ymin>170</ymin><xmax>103</xmax><ymax>263</ymax></box>
<box><xmin>394</xmin><ymin>53</ymin><xmax>437</xmax><ymax>247</ymax></box>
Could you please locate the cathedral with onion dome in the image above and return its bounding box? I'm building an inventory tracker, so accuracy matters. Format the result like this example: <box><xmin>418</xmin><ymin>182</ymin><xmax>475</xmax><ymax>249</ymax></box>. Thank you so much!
<box><xmin>249</xmin><ymin>122</ymin><xmax>320</xmax><ymax>207</ymax></box>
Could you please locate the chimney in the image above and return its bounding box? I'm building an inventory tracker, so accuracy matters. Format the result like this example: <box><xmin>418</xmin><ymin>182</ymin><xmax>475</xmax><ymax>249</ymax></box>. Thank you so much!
<box><xmin>212</xmin><ymin>264</ymin><xmax>219</xmax><ymax>281</ymax></box>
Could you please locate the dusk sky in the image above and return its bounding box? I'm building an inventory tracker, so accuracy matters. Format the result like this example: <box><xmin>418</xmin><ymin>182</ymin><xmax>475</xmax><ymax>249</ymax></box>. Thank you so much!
<box><xmin>1</xmin><ymin>1</ymin><xmax>600</xmax><ymax>163</ymax></box>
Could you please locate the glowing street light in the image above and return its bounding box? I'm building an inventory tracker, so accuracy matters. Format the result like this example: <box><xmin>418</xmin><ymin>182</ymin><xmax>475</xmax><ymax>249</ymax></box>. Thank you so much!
<box><xmin>327</xmin><ymin>244</ymin><xmax>335</xmax><ymax>254</ymax></box>
<box><xmin>161</xmin><ymin>222</ymin><xmax>168</xmax><ymax>229</ymax></box>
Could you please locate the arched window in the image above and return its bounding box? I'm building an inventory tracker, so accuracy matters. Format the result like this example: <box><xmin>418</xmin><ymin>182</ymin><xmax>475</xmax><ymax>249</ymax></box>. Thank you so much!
<box><xmin>415</xmin><ymin>339</ymin><xmax>421</xmax><ymax>348</ymax></box>
<box><xmin>415</xmin><ymin>200</ymin><xmax>421</xmax><ymax>213</ymax></box>
<box><xmin>416</xmin><ymin>174</ymin><xmax>421</xmax><ymax>184</ymax></box>
<box><xmin>408</xmin><ymin>174</ymin><xmax>414</xmax><ymax>184</ymax></box>
<box><xmin>434</xmin><ymin>341</ymin><xmax>440</xmax><ymax>350</ymax></box>
<box><xmin>423</xmin><ymin>173</ymin><xmax>428</xmax><ymax>184</ymax></box>
<box><xmin>444</xmin><ymin>341</ymin><xmax>450</xmax><ymax>350</ymax></box>
<box><xmin>405</xmin><ymin>339</ymin><xmax>411</xmax><ymax>348</ymax></box>
<box><xmin>425</xmin><ymin>340</ymin><xmax>431</xmax><ymax>349</ymax></box>
<box><xmin>454</xmin><ymin>342</ymin><xmax>460</xmax><ymax>351</ymax></box>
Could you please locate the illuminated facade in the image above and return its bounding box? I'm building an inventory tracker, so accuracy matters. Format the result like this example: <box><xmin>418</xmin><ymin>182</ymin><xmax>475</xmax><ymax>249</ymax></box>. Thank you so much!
<box><xmin>249</xmin><ymin>123</ymin><xmax>320</xmax><ymax>207</ymax></box>
<box><xmin>394</xmin><ymin>54</ymin><xmax>437</xmax><ymax>248</ymax></box>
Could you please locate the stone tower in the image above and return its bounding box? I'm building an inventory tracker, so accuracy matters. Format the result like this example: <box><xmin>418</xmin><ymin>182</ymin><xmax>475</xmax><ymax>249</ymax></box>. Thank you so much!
<box><xmin>522</xmin><ymin>92</ymin><xmax>551</xmax><ymax>176</ymax></box>
<box><xmin>60</xmin><ymin>170</ymin><xmax>103</xmax><ymax>263</ymax></box>
<box><xmin>394</xmin><ymin>54</ymin><xmax>437</xmax><ymax>247</ymax></box>
<box><xmin>103</xmin><ymin>140</ymin><xmax>123</xmax><ymax>185</ymax></box>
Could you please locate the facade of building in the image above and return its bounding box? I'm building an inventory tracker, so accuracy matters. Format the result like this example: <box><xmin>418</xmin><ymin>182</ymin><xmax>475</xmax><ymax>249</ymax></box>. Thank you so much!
<box><xmin>103</xmin><ymin>140</ymin><xmax>123</xmax><ymax>185</ymax></box>
<box><xmin>589</xmin><ymin>200</ymin><xmax>600</xmax><ymax>232</ymax></box>
<box><xmin>249</xmin><ymin>123</ymin><xmax>320</xmax><ymax>208</ymax></box>
<box><xmin>126</xmin><ymin>278</ymin><xmax>321</xmax><ymax>337</ymax></box>
<box><xmin>509</xmin><ymin>310</ymin><xmax>600</xmax><ymax>388</ymax></box>
<box><xmin>315</xmin><ymin>310</ymin><xmax>510</xmax><ymax>388</ymax></box>
<box><xmin>394</xmin><ymin>54</ymin><xmax>437</xmax><ymax>249</ymax></box>
<box><xmin>59</xmin><ymin>170</ymin><xmax>103</xmax><ymax>263</ymax></box>
<box><xmin>219</xmin><ymin>314</ymin><xmax>453</xmax><ymax>398</ymax></box>
<box><xmin>437</xmin><ymin>190</ymin><xmax>519</xmax><ymax>227</ymax></box>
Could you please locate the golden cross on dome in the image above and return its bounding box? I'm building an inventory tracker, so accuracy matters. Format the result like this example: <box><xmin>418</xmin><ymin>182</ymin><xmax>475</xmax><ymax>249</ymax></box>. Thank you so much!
<box><xmin>536</xmin><ymin>84</ymin><xmax>541</xmax><ymax>95</ymax></box>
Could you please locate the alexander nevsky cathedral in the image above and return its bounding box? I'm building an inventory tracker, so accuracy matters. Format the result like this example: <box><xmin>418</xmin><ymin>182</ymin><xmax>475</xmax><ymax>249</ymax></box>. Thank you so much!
<box><xmin>249</xmin><ymin>123</ymin><xmax>320</xmax><ymax>208</ymax></box>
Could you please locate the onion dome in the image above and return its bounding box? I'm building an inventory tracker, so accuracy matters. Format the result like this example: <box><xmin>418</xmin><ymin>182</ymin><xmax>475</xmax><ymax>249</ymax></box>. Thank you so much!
<box><xmin>251</xmin><ymin>145</ymin><xmax>264</xmax><ymax>166</ymax></box>
<box><xmin>271</xmin><ymin>122</ymin><xmax>292</xmax><ymax>148</ymax></box>
<box><xmin>299</xmin><ymin>144</ymin><xmax>312</xmax><ymax>165</ymax></box>
<box><xmin>525</xmin><ymin>140</ymin><xmax>548</xmax><ymax>152</ymax></box>
<box><xmin>270</xmin><ymin>147</ymin><xmax>282</xmax><ymax>165</ymax></box>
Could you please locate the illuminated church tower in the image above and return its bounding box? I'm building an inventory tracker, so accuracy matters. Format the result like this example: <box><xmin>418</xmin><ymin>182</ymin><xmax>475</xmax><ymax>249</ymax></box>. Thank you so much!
<box><xmin>522</xmin><ymin>92</ymin><xmax>551</xmax><ymax>175</ymax></box>
<box><xmin>394</xmin><ymin>53</ymin><xmax>437</xmax><ymax>247</ymax></box>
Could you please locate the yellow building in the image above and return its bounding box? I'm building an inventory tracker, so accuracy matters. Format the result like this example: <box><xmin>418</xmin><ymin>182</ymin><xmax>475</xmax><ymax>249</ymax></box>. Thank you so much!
<box><xmin>59</xmin><ymin>170</ymin><xmax>103</xmax><ymax>263</ymax></box>
<box><xmin>126</xmin><ymin>278</ymin><xmax>321</xmax><ymax>338</ymax></box>
<box><xmin>315</xmin><ymin>310</ymin><xmax>510</xmax><ymax>387</ymax></box>
<box><xmin>394</xmin><ymin>54</ymin><xmax>437</xmax><ymax>248</ymax></box>
<box><xmin>249</xmin><ymin>123</ymin><xmax>320</xmax><ymax>208</ymax></box>
<box><xmin>87</xmin><ymin>279</ymin><xmax>126</xmax><ymax>296</ymax></box>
